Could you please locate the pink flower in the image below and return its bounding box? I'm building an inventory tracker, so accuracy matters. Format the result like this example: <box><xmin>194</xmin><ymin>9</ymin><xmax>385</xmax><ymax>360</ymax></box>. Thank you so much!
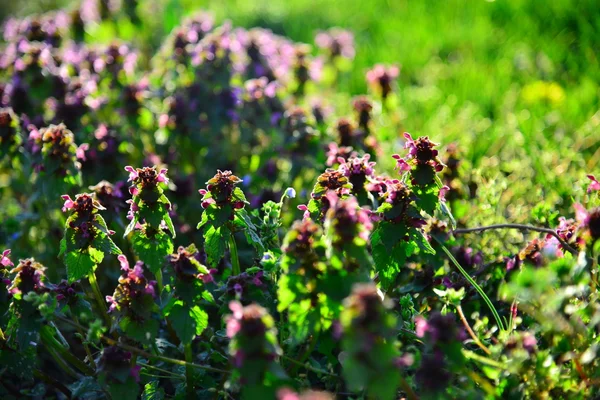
<box><xmin>157</xmin><ymin>168</ymin><xmax>169</xmax><ymax>184</ymax></box>
<box><xmin>226</xmin><ymin>301</ymin><xmax>244</xmax><ymax>338</ymax></box>
<box><xmin>61</xmin><ymin>195</ymin><xmax>75</xmax><ymax>212</ymax></box>
<box><xmin>1</xmin><ymin>249</ymin><xmax>13</xmax><ymax>267</ymax></box>
<box><xmin>297</xmin><ymin>204</ymin><xmax>310</xmax><ymax>220</ymax></box>
<box><xmin>124</xmin><ymin>166</ymin><xmax>138</xmax><ymax>182</ymax></box>
<box><xmin>76</xmin><ymin>143</ymin><xmax>89</xmax><ymax>161</ymax></box>
<box><xmin>129</xmin><ymin>186</ymin><xmax>139</xmax><ymax>196</ymax></box>
<box><xmin>438</xmin><ymin>185</ymin><xmax>450</xmax><ymax>202</ymax></box>
<box><xmin>415</xmin><ymin>316</ymin><xmax>428</xmax><ymax>338</ymax></box>
<box><xmin>200</xmin><ymin>268</ymin><xmax>216</xmax><ymax>284</ymax></box>
<box><xmin>130</xmin><ymin>365</ymin><xmax>142</xmax><ymax>383</ymax></box>
<box><xmin>277</xmin><ymin>388</ymin><xmax>300</xmax><ymax>400</ymax></box>
<box><xmin>587</xmin><ymin>174</ymin><xmax>600</xmax><ymax>193</ymax></box>
<box><xmin>117</xmin><ymin>254</ymin><xmax>129</xmax><ymax>270</ymax></box>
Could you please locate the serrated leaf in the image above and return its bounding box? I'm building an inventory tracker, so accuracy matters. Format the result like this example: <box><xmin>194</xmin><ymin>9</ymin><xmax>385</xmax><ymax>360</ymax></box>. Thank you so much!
<box><xmin>237</xmin><ymin>209</ymin><xmax>265</xmax><ymax>252</ymax></box>
<box><xmin>132</xmin><ymin>231</ymin><xmax>173</xmax><ymax>275</ymax></box>
<box><xmin>120</xmin><ymin>317</ymin><xmax>159</xmax><ymax>344</ymax></box>
<box><xmin>414</xmin><ymin>184</ymin><xmax>438</xmax><ymax>215</ymax></box>
<box><xmin>59</xmin><ymin>237</ymin><xmax>66</xmax><ymax>257</ymax></box>
<box><xmin>93</xmin><ymin>214</ymin><xmax>112</xmax><ymax>235</ymax></box>
<box><xmin>142</xmin><ymin>381</ymin><xmax>165</xmax><ymax>400</ymax></box>
<box><xmin>124</xmin><ymin>214</ymin><xmax>139</xmax><ymax>237</ymax></box>
<box><xmin>93</xmin><ymin>231</ymin><xmax>122</xmax><ymax>256</ymax></box>
<box><xmin>65</xmin><ymin>250</ymin><xmax>97</xmax><ymax>282</ymax></box>
<box><xmin>203</xmin><ymin>225</ymin><xmax>226</xmax><ymax>267</ymax></box>
<box><xmin>168</xmin><ymin>303</ymin><xmax>196</xmax><ymax>344</ymax></box>
<box><xmin>414</xmin><ymin>230</ymin><xmax>436</xmax><ymax>255</ymax></box>
<box><xmin>190</xmin><ymin>305</ymin><xmax>208</xmax><ymax>336</ymax></box>
<box><xmin>163</xmin><ymin>212</ymin><xmax>176</xmax><ymax>238</ymax></box>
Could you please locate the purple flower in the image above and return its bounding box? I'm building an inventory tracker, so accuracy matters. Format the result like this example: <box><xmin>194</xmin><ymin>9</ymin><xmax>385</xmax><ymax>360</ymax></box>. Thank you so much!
<box><xmin>366</xmin><ymin>64</ymin><xmax>399</xmax><ymax>99</ymax></box>
<box><xmin>315</xmin><ymin>28</ymin><xmax>355</xmax><ymax>60</ymax></box>
<box><xmin>1</xmin><ymin>249</ymin><xmax>13</xmax><ymax>267</ymax></box>
<box><xmin>587</xmin><ymin>174</ymin><xmax>600</xmax><ymax>193</ymax></box>
<box><xmin>61</xmin><ymin>194</ymin><xmax>75</xmax><ymax>212</ymax></box>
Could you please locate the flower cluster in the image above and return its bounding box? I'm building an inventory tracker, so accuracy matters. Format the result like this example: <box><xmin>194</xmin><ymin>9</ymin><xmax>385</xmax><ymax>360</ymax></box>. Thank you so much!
<box><xmin>588</xmin><ymin>174</ymin><xmax>600</xmax><ymax>194</ymax></box>
<box><xmin>281</xmin><ymin>219</ymin><xmax>325</xmax><ymax>276</ymax></box>
<box><xmin>392</xmin><ymin>133</ymin><xmax>444</xmax><ymax>185</ymax></box>
<box><xmin>59</xmin><ymin>192</ymin><xmax>122</xmax><ymax>282</ymax></box>
<box><xmin>225</xmin><ymin>301</ymin><xmax>281</xmax><ymax>385</ymax></box>
<box><xmin>105</xmin><ymin>255</ymin><xmax>156</xmax><ymax>321</ymax></box>
<box><xmin>325</xmin><ymin>142</ymin><xmax>356</xmax><ymax>167</ymax></box>
<box><xmin>8</xmin><ymin>258</ymin><xmax>47</xmax><ymax>296</ymax></box>
<box><xmin>575</xmin><ymin>204</ymin><xmax>600</xmax><ymax>243</ymax></box>
<box><xmin>414</xmin><ymin>311</ymin><xmax>466</xmax><ymax>392</ymax></box>
<box><xmin>339</xmin><ymin>283</ymin><xmax>401</xmax><ymax>397</ymax></box>
<box><xmin>376</xmin><ymin>179</ymin><xmax>424</xmax><ymax>226</ymax></box>
<box><xmin>315</xmin><ymin>28</ymin><xmax>355</xmax><ymax>60</ymax></box>
<box><xmin>124</xmin><ymin>165</ymin><xmax>175</xmax><ymax>244</ymax></box>
<box><xmin>30</xmin><ymin>123</ymin><xmax>84</xmax><ymax>181</ymax></box>
<box><xmin>324</xmin><ymin>192</ymin><xmax>373</xmax><ymax>249</ymax></box>
<box><xmin>61</xmin><ymin>192</ymin><xmax>110</xmax><ymax>235</ymax></box>
<box><xmin>168</xmin><ymin>244</ymin><xmax>212</xmax><ymax>283</ymax></box>
<box><xmin>97</xmin><ymin>346</ymin><xmax>141</xmax><ymax>384</ymax></box>
<box><xmin>299</xmin><ymin>169</ymin><xmax>352</xmax><ymax>221</ymax></box>
<box><xmin>338</xmin><ymin>153</ymin><xmax>376</xmax><ymax>197</ymax></box>
<box><xmin>223</xmin><ymin>270</ymin><xmax>266</xmax><ymax>300</ymax></box>
<box><xmin>366</xmin><ymin>64</ymin><xmax>399</xmax><ymax>99</ymax></box>
<box><xmin>89</xmin><ymin>180</ymin><xmax>128</xmax><ymax>213</ymax></box>
<box><xmin>352</xmin><ymin>96</ymin><xmax>373</xmax><ymax>136</ymax></box>
<box><xmin>199</xmin><ymin>170</ymin><xmax>245</xmax><ymax>210</ymax></box>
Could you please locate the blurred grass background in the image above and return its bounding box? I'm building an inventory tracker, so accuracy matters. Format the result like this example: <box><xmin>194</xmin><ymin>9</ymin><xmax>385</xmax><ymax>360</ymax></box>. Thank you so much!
<box><xmin>3</xmin><ymin>0</ymin><xmax>600</xmax><ymax>222</ymax></box>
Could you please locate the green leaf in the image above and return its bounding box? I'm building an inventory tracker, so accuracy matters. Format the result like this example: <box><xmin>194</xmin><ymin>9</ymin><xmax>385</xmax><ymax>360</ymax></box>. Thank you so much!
<box><xmin>203</xmin><ymin>225</ymin><xmax>226</xmax><ymax>267</ymax></box>
<box><xmin>190</xmin><ymin>305</ymin><xmax>208</xmax><ymax>336</ymax></box>
<box><xmin>59</xmin><ymin>237</ymin><xmax>66</xmax><ymax>257</ymax></box>
<box><xmin>124</xmin><ymin>214</ymin><xmax>139</xmax><ymax>237</ymax></box>
<box><xmin>414</xmin><ymin>184</ymin><xmax>438</xmax><ymax>215</ymax></box>
<box><xmin>168</xmin><ymin>303</ymin><xmax>197</xmax><ymax>344</ymax></box>
<box><xmin>92</xmin><ymin>231</ymin><xmax>122</xmax><ymax>256</ymax></box>
<box><xmin>108</xmin><ymin>379</ymin><xmax>140</xmax><ymax>400</ymax></box>
<box><xmin>120</xmin><ymin>317</ymin><xmax>159</xmax><ymax>345</ymax></box>
<box><xmin>414</xmin><ymin>230</ymin><xmax>436</xmax><ymax>255</ymax></box>
<box><xmin>237</xmin><ymin>209</ymin><xmax>265</xmax><ymax>253</ymax></box>
<box><xmin>65</xmin><ymin>250</ymin><xmax>97</xmax><ymax>282</ymax></box>
<box><xmin>142</xmin><ymin>381</ymin><xmax>165</xmax><ymax>400</ymax></box>
<box><xmin>132</xmin><ymin>230</ymin><xmax>173</xmax><ymax>275</ymax></box>
<box><xmin>93</xmin><ymin>214</ymin><xmax>113</xmax><ymax>235</ymax></box>
<box><xmin>163</xmin><ymin>212</ymin><xmax>176</xmax><ymax>238</ymax></box>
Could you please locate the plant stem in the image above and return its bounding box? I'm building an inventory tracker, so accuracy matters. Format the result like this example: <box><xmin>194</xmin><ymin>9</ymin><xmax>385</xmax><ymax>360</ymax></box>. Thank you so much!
<box><xmin>43</xmin><ymin>341</ymin><xmax>80</xmax><ymax>379</ymax></box>
<box><xmin>155</xmin><ymin>269</ymin><xmax>164</xmax><ymax>296</ymax></box>
<box><xmin>456</xmin><ymin>305</ymin><xmax>492</xmax><ymax>355</ymax></box>
<box><xmin>452</xmin><ymin>223</ymin><xmax>578</xmax><ymax>256</ymax></box>
<box><xmin>433</xmin><ymin>238</ymin><xmax>506</xmax><ymax>332</ymax></box>
<box><xmin>291</xmin><ymin>332</ymin><xmax>319</xmax><ymax>375</ymax></box>
<box><xmin>138</xmin><ymin>362</ymin><xmax>185</xmax><ymax>379</ymax></box>
<box><xmin>57</xmin><ymin>316</ymin><xmax>229</xmax><ymax>374</ymax></box>
<box><xmin>281</xmin><ymin>355</ymin><xmax>337</xmax><ymax>378</ymax></box>
<box><xmin>184</xmin><ymin>343</ymin><xmax>195</xmax><ymax>399</ymax></box>
<box><xmin>34</xmin><ymin>369</ymin><xmax>72</xmax><ymax>398</ymax></box>
<box><xmin>228</xmin><ymin>231</ymin><xmax>241</xmax><ymax>276</ymax></box>
<box><xmin>40</xmin><ymin>325</ymin><xmax>95</xmax><ymax>376</ymax></box>
<box><xmin>74</xmin><ymin>316</ymin><xmax>96</xmax><ymax>369</ymax></box>
<box><xmin>462</xmin><ymin>349</ymin><xmax>506</xmax><ymax>369</ymax></box>
<box><xmin>88</xmin><ymin>271</ymin><xmax>112</xmax><ymax>330</ymax></box>
<box><xmin>399</xmin><ymin>375</ymin><xmax>419</xmax><ymax>400</ymax></box>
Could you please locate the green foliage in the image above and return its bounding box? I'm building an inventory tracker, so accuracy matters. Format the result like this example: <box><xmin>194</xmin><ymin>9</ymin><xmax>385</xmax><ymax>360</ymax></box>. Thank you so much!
<box><xmin>132</xmin><ymin>230</ymin><xmax>173</xmax><ymax>275</ymax></box>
